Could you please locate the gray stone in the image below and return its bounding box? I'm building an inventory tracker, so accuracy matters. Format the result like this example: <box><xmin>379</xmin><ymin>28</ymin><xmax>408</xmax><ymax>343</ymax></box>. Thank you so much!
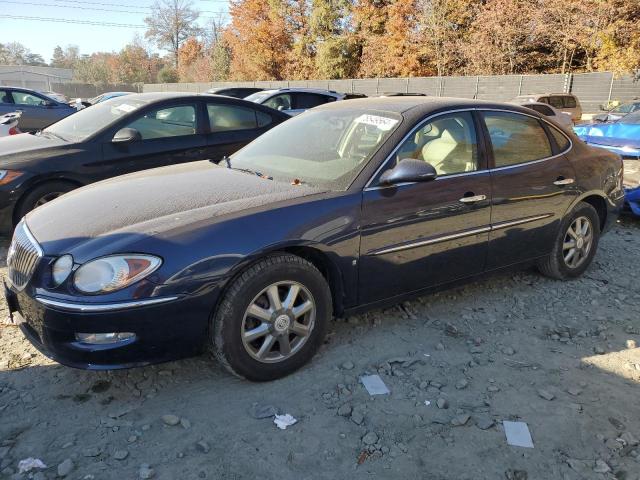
<box><xmin>455</xmin><ymin>378</ymin><xmax>469</xmax><ymax>390</ymax></box>
<box><xmin>502</xmin><ymin>347</ymin><xmax>516</xmax><ymax>355</ymax></box>
<box><xmin>593</xmin><ymin>460</ymin><xmax>611</xmax><ymax>474</ymax></box>
<box><xmin>180</xmin><ymin>418</ymin><xmax>191</xmax><ymax>429</ymax></box>
<box><xmin>537</xmin><ymin>389</ymin><xmax>555</xmax><ymax>401</ymax></box>
<box><xmin>139</xmin><ymin>464</ymin><xmax>155</xmax><ymax>479</ymax></box>
<box><xmin>57</xmin><ymin>459</ymin><xmax>74</xmax><ymax>478</ymax></box>
<box><xmin>351</xmin><ymin>410</ymin><xmax>365</xmax><ymax>425</ymax></box>
<box><xmin>196</xmin><ymin>441</ymin><xmax>210</xmax><ymax>454</ymax></box>
<box><xmin>362</xmin><ymin>431</ymin><xmax>378</xmax><ymax>445</ymax></box>
<box><xmin>451</xmin><ymin>414</ymin><xmax>470</xmax><ymax>426</ymax></box>
<box><xmin>337</xmin><ymin>404</ymin><xmax>352</xmax><ymax>417</ymax></box>
<box><xmin>594</xmin><ymin>346</ymin><xmax>606</xmax><ymax>355</ymax></box>
<box><xmin>83</xmin><ymin>447</ymin><xmax>101</xmax><ymax>457</ymax></box>
<box><xmin>341</xmin><ymin>361</ymin><xmax>355</xmax><ymax>370</ymax></box>
<box><xmin>476</xmin><ymin>417</ymin><xmax>495</xmax><ymax>430</ymax></box>
<box><xmin>567</xmin><ymin>387</ymin><xmax>582</xmax><ymax>396</ymax></box>
<box><xmin>161</xmin><ymin>414</ymin><xmax>180</xmax><ymax>426</ymax></box>
<box><xmin>621</xmin><ymin>432</ymin><xmax>640</xmax><ymax>446</ymax></box>
<box><xmin>114</xmin><ymin>450</ymin><xmax>129</xmax><ymax>460</ymax></box>
<box><xmin>248</xmin><ymin>404</ymin><xmax>278</xmax><ymax>419</ymax></box>
<box><xmin>436</xmin><ymin>398</ymin><xmax>449</xmax><ymax>409</ymax></box>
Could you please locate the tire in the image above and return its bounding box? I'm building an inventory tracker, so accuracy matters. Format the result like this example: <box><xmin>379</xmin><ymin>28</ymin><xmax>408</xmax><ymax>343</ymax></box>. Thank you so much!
<box><xmin>211</xmin><ymin>253</ymin><xmax>332</xmax><ymax>381</ymax></box>
<box><xmin>537</xmin><ymin>201</ymin><xmax>601</xmax><ymax>280</ymax></box>
<box><xmin>14</xmin><ymin>181</ymin><xmax>77</xmax><ymax>223</ymax></box>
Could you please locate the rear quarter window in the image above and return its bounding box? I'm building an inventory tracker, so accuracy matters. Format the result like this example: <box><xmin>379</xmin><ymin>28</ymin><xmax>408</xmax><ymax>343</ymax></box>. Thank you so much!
<box><xmin>563</xmin><ymin>96</ymin><xmax>577</xmax><ymax>108</ymax></box>
<box><xmin>547</xmin><ymin>125</ymin><xmax>571</xmax><ymax>151</ymax></box>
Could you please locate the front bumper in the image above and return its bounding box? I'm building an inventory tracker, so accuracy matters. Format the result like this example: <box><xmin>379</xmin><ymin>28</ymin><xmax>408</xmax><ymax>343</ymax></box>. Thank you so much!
<box><xmin>5</xmin><ymin>285</ymin><xmax>215</xmax><ymax>369</ymax></box>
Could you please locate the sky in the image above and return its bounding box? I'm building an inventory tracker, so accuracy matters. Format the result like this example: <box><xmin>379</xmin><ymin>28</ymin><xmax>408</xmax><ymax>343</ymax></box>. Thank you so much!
<box><xmin>1</xmin><ymin>0</ymin><xmax>230</xmax><ymax>62</ymax></box>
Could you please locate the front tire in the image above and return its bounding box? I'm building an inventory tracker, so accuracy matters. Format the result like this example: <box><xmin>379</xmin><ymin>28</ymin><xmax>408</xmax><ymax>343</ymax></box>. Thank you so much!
<box><xmin>211</xmin><ymin>254</ymin><xmax>332</xmax><ymax>381</ymax></box>
<box><xmin>537</xmin><ymin>201</ymin><xmax>600</xmax><ymax>280</ymax></box>
<box><xmin>14</xmin><ymin>181</ymin><xmax>77</xmax><ymax>224</ymax></box>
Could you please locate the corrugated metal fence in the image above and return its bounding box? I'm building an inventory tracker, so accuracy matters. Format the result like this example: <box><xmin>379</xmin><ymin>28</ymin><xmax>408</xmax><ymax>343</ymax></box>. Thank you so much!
<box><xmin>144</xmin><ymin>72</ymin><xmax>640</xmax><ymax>113</ymax></box>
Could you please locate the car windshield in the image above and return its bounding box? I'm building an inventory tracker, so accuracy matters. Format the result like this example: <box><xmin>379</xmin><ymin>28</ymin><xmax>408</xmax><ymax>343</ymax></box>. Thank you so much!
<box><xmin>229</xmin><ymin>109</ymin><xmax>401</xmax><ymax>190</ymax></box>
<box><xmin>245</xmin><ymin>91</ymin><xmax>275</xmax><ymax>103</ymax></box>
<box><xmin>620</xmin><ymin>111</ymin><xmax>640</xmax><ymax>124</ymax></box>
<box><xmin>44</xmin><ymin>97</ymin><xmax>148</xmax><ymax>142</ymax></box>
<box><xmin>612</xmin><ymin>103</ymin><xmax>637</xmax><ymax>114</ymax></box>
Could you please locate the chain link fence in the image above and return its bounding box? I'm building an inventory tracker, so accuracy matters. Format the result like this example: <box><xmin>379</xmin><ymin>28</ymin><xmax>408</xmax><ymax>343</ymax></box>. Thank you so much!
<box><xmin>144</xmin><ymin>72</ymin><xmax>640</xmax><ymax>113</ymax></box>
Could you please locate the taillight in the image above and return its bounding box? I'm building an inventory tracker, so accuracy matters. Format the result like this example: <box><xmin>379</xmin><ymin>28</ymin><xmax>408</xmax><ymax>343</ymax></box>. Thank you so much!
<box><xmin>8</xmin><ymin>127</ymin><xmax>19</xmax><ymax>135</ymax></box>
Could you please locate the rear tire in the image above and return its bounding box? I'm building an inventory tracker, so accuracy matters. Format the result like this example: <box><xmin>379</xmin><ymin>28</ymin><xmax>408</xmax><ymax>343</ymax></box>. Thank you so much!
<box><xmin>14</xmin><ymin>181</ymin><xmax>77</xmax><ymax>224</ymax></box>
<box><xmin>537</xmin><ymin>201</ymin><xmax>600</xmax><ymax>280</ymax></box>
<box><xmin>211</xmin><ymin>254</ymin><xmax>332</xmax><ymax>381</ymax></box>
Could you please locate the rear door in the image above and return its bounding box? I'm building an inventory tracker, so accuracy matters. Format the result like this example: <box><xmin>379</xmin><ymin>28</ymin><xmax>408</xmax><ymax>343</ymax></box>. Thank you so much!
<box><xmin>359</xmin><ymin>110</ymin><xmax>492</xmax><ymax>304</ymax></box>
<box><xmin>0</xmin><ymin>89</ymin><xmax>14</xmax><ymax>116</ymax></box>
<box><xmin>203</xmin><ymin>101</ymin><xmax>277</xmax><ymax>162</ymax></box>
<box><xmin>288</xmin><ymin>93</ymin><xmax>336</xmax><ymax>116</ymax></box>
<box><xmin>481</xmin><ymin>110</ymin><xmax>578</xmax><ymax>269</ymax></box>
<box><xmin>100</xmin><ymin>101</ymin><xmax>207</xmax><ymax>178</ymax></box>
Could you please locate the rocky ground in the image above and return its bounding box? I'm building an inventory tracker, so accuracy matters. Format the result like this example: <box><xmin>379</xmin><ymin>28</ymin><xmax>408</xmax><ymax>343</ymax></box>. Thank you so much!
<box><xmin>1</xmin><ymin>217</ymin><xmax>639</xmax><ymax>480</ymax></box>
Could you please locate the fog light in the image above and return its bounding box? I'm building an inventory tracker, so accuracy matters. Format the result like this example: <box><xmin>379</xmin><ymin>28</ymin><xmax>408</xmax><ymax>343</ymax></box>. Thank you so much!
<box><xmin>75</xmin><ymin>332</ymin><xmax>135</xmax><ymax>344</ymax></box>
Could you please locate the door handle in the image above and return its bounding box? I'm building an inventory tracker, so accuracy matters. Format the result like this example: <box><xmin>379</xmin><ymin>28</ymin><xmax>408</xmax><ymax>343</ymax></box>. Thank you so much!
<box><xmin>459</xmin><ymin>194</ymin><xmax>487</xmax><ymax>204</ymax></box>
<box><xmin>553</xmin><ymin>177</ymin><xmax>575</xmax><ymax>186</ymax></box>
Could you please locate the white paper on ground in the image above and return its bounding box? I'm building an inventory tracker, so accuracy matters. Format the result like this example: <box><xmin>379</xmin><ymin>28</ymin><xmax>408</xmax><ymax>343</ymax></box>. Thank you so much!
<box><xmin>503</xmin><ymin>421</ymin><xmax>534</xmax><ymax>448</ymax></box>
<box><xmin>361</xmin><ymin>374</ymin><xmax>391</xmax><ymax>395</ymax></box>
<box><xmin>18</xmin><ymin>458</ymin><xmax>47</xmax><ymax>473</ymax></box>
<box><xmin>274</xmin><ymin>414</ymin><xmax>297</xmax><ymax>430</ymax></box>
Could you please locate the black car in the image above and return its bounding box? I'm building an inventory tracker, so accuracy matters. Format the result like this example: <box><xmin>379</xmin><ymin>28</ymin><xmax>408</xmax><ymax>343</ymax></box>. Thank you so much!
<box><xmin>0</xmin><ymin>92</ymin><xmax>289</xmax><ymax>231</ymax></box>
<box><xmin>5</xmin><ymin>97</ymin><xmax>623</xmax><ymax>381</ymax></box>
<box><xmin>206</xmin><ymin>87</ymin><xmax>264</xmax><ymax>99</ymax></box>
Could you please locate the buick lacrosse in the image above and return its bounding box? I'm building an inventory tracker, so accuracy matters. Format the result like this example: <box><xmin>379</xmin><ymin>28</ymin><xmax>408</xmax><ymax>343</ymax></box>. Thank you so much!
<box><xmin>5</xmin><ymin>97</ymin><xmax>624</xmax><ymax>381</ymax></box>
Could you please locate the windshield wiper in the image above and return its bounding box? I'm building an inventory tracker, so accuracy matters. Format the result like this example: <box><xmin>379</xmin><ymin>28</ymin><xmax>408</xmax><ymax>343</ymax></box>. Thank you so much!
<box><xmin>219</xmin><ymin>155</ymin><xmax>271</xmax><ymax>179</ymax></box>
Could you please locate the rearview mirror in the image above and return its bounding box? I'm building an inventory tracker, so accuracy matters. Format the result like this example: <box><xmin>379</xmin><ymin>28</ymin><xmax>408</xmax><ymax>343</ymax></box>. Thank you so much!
<box><xmin>379</xmin><ymin>159</ymin><xmax>437</xmax><ymax>185</ymax></box>
<box><xmin>112</xmin><ymin>128</ymin><xmax>141</xmax><ymax>143</ymax></box>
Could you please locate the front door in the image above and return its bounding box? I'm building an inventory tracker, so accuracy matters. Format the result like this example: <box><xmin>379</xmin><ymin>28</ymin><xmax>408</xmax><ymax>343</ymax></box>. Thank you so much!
<box><xmin>480</xmin><ymin>110</ymin><xmax>579</xmax><ymax>269</ymax></box>
<box><xmin>101</xmin><ymin>103</ymin><xmax>207</xmax><ymax>179</ymax></box>
<box><xmin>358</xmin><ymin>111</ymin><xmax>492</xmax><ymax>305</ymax></box>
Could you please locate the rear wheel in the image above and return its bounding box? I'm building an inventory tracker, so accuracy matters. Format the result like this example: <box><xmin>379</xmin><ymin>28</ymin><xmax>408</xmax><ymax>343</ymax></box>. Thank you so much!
<box><xmin>537</xmin><ymin>202</ymin><xmax>600</xmax><ymax>280</ymax></box>
<box><xmin>14</xmin><ymin>181</ymin><xmax>77</xmax><ymax>223</ymax></box>
<box><xmin>211</xmin><ymin>254</ymin><xmax>332</xmax><ymax>381</ymax></box>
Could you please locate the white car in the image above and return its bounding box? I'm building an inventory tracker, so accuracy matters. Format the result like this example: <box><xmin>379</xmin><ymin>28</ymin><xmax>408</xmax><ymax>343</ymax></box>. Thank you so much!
<box><xmin>245</xmin><ymin>88</ymin><xmax>346</xmax><ymax>116</ymax></box>
<box><xmin>511</xmin><ymin>101</ymin><xmax>573</xmax><ymax>128</ymax></box>
<box><xmin>0</xmin><ymin>111</ymin><xmax>21</xmax><ymax>137</ymax></box>
<box><xmin>511</xmin><ymin>93</ymin><xmax>582</xmax><ymax>123</ymax></box>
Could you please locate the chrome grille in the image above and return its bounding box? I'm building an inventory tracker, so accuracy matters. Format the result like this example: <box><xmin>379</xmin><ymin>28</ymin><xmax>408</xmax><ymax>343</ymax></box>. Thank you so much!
<box><xmin>7</xmin><ymin>221</ymin><xmax>43</xmax><ymax>291</ymax></box>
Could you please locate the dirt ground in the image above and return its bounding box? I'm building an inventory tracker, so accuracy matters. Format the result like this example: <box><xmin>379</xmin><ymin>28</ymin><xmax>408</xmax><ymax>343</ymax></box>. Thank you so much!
<box><xmin>1</xmin><ymin>217</ymin><xmax>639</xmax><ymax>480</ymax></box>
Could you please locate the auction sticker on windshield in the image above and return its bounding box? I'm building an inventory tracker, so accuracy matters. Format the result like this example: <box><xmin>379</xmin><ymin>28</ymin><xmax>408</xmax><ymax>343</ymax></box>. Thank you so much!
<box><xmin>114</xmin><ymin>103</ymin><xmax>138</xmax><ymax>113</ymax></box>
<box><xmin>354</xmin><ymin>114</ymin><xmax>399</xmax><ymax>131</ymax></box>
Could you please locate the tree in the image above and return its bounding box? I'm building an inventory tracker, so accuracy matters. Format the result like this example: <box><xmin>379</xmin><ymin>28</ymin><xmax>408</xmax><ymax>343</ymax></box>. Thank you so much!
<box><xmin>145</xmin><ymin>0</ymin><xmax>201</xmax><ymax>67</ymax></box>
<box><xmin>0</xmin><ymin>42</ymin><xmax>46</xmax><ymax>66</ymax></box>
<box><xmin>224</xmin><ymin>0</ymin><xmax>292</xmax><ymax>80</ymax></box>
<box><xmin>157</xmin><ymin>65</ymin><xmax>180</xmax><ymax>82</ymax></box>
<box><xmin>177</xmin><ymin>37</ymin><xmax>204</xmax><ymax>81</ymax></box>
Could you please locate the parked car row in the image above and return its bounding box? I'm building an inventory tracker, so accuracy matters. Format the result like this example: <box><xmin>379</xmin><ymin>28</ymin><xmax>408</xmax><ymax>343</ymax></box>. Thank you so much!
<box><xmin>2</xmin><ymin>94</ymin><xmax>624</xmax><ymax>380</ymax></box>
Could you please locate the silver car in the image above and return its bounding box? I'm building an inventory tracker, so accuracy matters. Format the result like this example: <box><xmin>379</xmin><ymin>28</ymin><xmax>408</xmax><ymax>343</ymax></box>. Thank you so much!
<box><xmin>0</xmin><ymin>87</ymin><xmax>77</xmax><ymax>132</ymax></box>
<box><xmin>245</xmin><ymin>88</ymin><xmax>345</xmax><ymax>116</ymax></box>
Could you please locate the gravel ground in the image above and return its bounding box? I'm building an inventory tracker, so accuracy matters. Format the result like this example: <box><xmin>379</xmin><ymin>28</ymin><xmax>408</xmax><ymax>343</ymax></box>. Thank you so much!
<box><xmin>1</xmin><ymin>217</ymin><xmax>639</xmax><ymax>480</ymax></box>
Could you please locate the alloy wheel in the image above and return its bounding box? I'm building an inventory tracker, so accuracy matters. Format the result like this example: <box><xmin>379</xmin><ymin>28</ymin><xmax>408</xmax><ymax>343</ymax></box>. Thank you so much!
<box><xmin>562</xmin><ymin>215</ymin><xmax>593</xmax><ymax>269</ymax></box>
<box><xmin>241</xmin><ymin>281</ymin><xmax>316</xmax><ymax>363</ymax></box>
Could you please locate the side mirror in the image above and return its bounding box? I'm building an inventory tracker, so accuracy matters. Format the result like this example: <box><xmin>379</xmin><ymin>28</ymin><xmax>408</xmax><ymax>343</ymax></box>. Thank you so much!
<box><xmin>112</xmin><ymin>128</ymin><xmax>141</xmax><ymax>143</ymax></box>
<box><xmin>44</xmin><ymin>100</ymin><xmax>56</xmax><ymax>108</ymax></box>
<box><xmin>379</xmin><ymin>159</ymin><xmax>437</xmax><ymax>185</ymax></box>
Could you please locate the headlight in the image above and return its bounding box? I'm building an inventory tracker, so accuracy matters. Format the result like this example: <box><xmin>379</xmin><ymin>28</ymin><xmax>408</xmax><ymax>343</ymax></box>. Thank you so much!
<box><xmin>73</xmin><ymin>254</ymin><xmax>161</xmax><ymax>294</ymax></box>
<box><xmin>0</xmin><ymin>170</ymin><xmax>24</xmax><ymax>185</ymax></box>
<box><xmin>52</xmin><ymin>254</ymin><xmax>74</xmax><ymax>286</ymax></box>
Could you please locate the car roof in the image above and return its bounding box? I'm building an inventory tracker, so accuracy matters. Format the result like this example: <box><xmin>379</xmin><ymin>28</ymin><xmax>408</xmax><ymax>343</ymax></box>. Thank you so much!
<box><xmin>313</xmin><ymin>96</ymin><xmax>540</xmax><ymax>116</ymax></box>
<box><xmin>260</xmin><ymin>87</ymin><xmax>343</xmax><ymax>96</ymax></box>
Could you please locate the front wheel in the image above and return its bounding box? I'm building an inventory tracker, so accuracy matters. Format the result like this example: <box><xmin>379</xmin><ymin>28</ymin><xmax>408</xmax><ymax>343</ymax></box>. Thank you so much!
<box><xmin>211</xmin><ymin>254</ymin><xmax>332</xmax><ymax>381</ymax></box>
<box><xmin>537</xmin><ymin>202</ymin><xmax>601</xmax><ymax>280</ymax></box>
<box><xmin>14</xmin><ymin>181</ymin><xmax>77</xmax><ymax>223</ymax></box>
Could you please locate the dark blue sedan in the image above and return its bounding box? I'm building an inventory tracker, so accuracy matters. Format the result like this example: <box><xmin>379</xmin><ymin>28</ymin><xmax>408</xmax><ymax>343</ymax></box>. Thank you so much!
<box><xmin>5</xmin><ymin>97</ymin><xmax>624</xmax><ymax>380</ymax></box>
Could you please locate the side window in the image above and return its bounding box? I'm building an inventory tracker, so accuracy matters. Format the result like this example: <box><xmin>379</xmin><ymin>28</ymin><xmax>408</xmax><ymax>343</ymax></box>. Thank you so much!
<box><xmin>126</xmin><ymin>105</ymin><xmax>196</xmax><ymax>140</ymax></box>
<box><xmin>529</xmin><ymin>105</ymin><xmax>554</xmax><ymax>116</ymax></box>
<box><xmin>256</xmin><ymin>111</ymin><xmax>273</xmax><ymax>128</ymax></box>
<box><xmin>563</xmin><ymin>96</ymin><xmax>577</xmax><ymax>108</ymax></box>
<box><xmin>394</xmin><ymin>111</ymin><xmax>478</xmax><ymax>176</ymax></box>
<box><xmin>0</xmin><ymin>90</ymin><xmax>11</xmax><ymax>104</ymax></box>
<box><xmin>294</xmin><ymin>93</ymin><xmax>332</xmax><ymax>109</ymax></box>
<box><xmin>11</xmin><ymin>91</ymin><xmax>48</xmax><ymax>106</ymax></box>
<box><xmin>548</xmin><ymin>96</ymin><xmax>564</xmax><ymax>109</ymax></box>
<box><xmin>207</xmin><ymin>104</ymin><xmax>258</xmax><ymax>132</ymax></box>
<box><xmin>548</xmin><ymin>126</ymin><xmax>570</xmax><ymax>151</ymax></box>
<box><xmin>263</xmin><ymin>94</ymin><xmax>292</xmax><ymax>111</ymax></box>
<box><xmin>483</xmin><ymin>111</ymin><xmax>552</xmax><ymax>167</ymax></box>
<box><xmin>538</xmin><ymin>97</ymin><xmax>549</xmax><ymax>104</ymax></box>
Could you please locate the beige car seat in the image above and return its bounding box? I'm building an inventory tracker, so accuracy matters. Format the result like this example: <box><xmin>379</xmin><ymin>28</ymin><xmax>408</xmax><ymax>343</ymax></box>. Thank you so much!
<box><xmin>421</xmin><ymin>119</ymin><xmax>475</xmax><ymax>175</ymax></box>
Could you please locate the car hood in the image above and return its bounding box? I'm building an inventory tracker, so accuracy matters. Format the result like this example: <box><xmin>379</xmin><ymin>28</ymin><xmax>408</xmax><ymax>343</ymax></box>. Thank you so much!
<box><xmin>0</xmin><ymin>132</ymin><xmax>68</xmax><ymax>166</ymax></box>
<box><xmin>26</xmin><ymin>160</ymin><xmax>323</xmax><ymax>255</ymax></box>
